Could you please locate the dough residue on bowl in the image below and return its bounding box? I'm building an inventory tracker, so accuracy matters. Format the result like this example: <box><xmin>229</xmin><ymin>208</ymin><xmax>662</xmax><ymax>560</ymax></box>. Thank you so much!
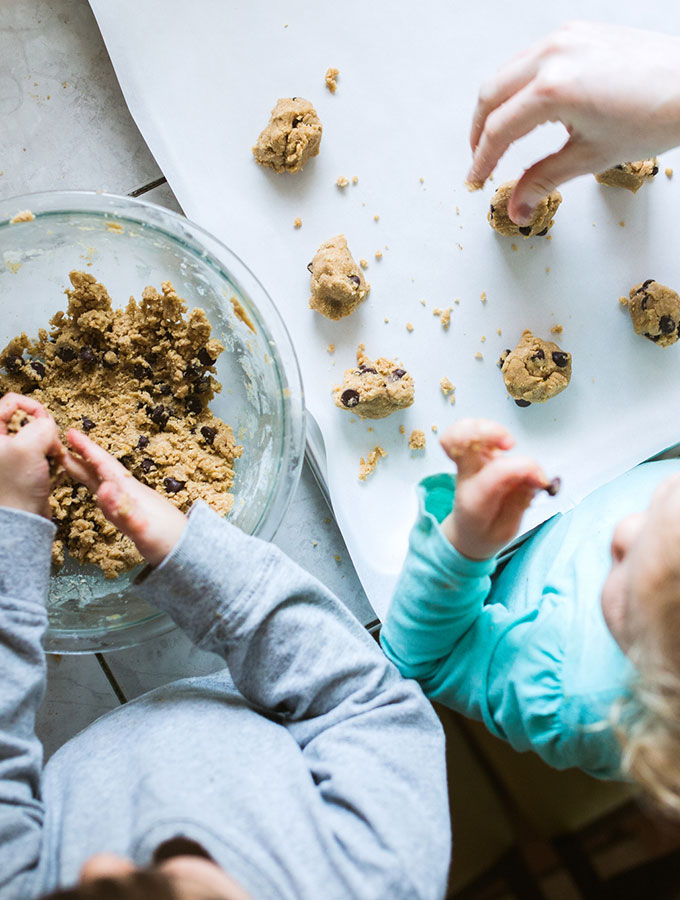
<box><xmin>0</xmin><ymin>270</ymin><xmax>242</xmax><ymax>577</ymax></box>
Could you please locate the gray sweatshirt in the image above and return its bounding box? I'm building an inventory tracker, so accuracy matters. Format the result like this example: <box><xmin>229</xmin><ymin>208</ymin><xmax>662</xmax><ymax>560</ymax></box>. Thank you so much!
<box><xmin>0</xmin><ymin>502</ymin><xmax>450</xmax><ymax>900</ymax></box>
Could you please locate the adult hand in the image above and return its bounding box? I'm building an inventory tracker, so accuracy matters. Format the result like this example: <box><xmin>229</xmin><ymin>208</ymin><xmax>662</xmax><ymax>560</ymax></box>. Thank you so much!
<box><xmin>439</xmin><ymin>419</ymin><xmax>549</xmax><ymax>561</ymax></box>
<box><xmin>62</xmin><ymin>430</ymin><xmax>187</xmax><ymax>567</ymax></box>
<box><xmin>468</xmin><ymin>21</ymin><xmax>680</xmax><ymax>223</ymax></box>
<box><xmin>0</xmin><ymin>393</ymin><xmax>64</xmax><ymax>518</ymax></box>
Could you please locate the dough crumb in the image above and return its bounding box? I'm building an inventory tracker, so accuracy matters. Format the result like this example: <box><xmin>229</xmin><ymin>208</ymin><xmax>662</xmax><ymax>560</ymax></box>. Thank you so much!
<box><xmin>440</xmin><ymin>377</ymin><xmax>455</xmax><ymax>396</ymax></box>
<box><xmin>408</xmin><ymin>429</ymin><xmax>426</xmax><ymax>450</ymax></box>
<box><xmin>399</xmin><ymin>424</ymin><xmax>406</xmax><ymax>435</ymax></box>
<box><xmin>546</xmin><ymin>267</ymin><xmax>551</xmax><ymax>274</ymax></box>
<box><xmin>454</xmin><ymin>297</ymin><xmax>460</xmax><ymax>305</ymax></box>
<box><xmin>334</xmin><ymin>554</ymin><xmax>341</xmax><ymax>563</ymax></box>
<box><xmin>496</xmin><ymin>327</ymin><xmax>502</xmax><ymax>336</ymax></box>
<box><xmin>420</xmin><ymin>298</ymin><xmax>426</xmax><ymax>306</ymax></box>
<box><xmin>480</xmin><ymin>292</ymin><xmax>487</xmax><ymax>303</ymax></box>
<box><xmin>359</xmin><ymin>258</ymin><xmax>368</xmax><ymax>269</ymax></box>
<box><xmin>406</xmin><ymin>322</ymin><xmax>414</xmax><ymax>332</ymax></box>
<box><xmin>474</xmin><ymin>352</ymin><xmax>483</xmax><ymax>359</ymax></box>
<box><xmin>619</xmin><ymin>220</ymin><xmax>625</xmax><ymax>228</ymax></box>
<box><xmin>106</xmin><ymin>222</ymin><xmax>124</xmax><ymax>234</ymax></box>
<box><xmin>10</xmin><ymin>209</ymin><xmax>35</xmax><ymax>224</ymax></box>
<box><xmin>546</xmin><ymin>235</ymin><xmax>553</xmax><ymax>241</ymax></box>
<box><xmin>293</xmin><ymin>217</ymin><xmax>302</xmax><ymax>228</ymax></box>
<box><xmin>464</xmin><ymin>179</ymin><xmax>484</xmax><ymax>192</ymax></box>
<box><xmin>311</xmin><ymin>540</ymin><xmax>318</xmax><ymax>547</ymax></box>
<box><xmin>666</xmin><ymin>167</ymin><xmax>674</xmax><ymax>178</ymax></box>
<box><xmin>358</xmin><ymin>446</ymin><xmax>386</xmax><ymax>481</ymax></box>
<box><xmin>455</xmin><ymin>206</ymin><xmax>460</xmax><ymax>215</ymax></box>
<box><xmin>619</xmin><ymin>295</ymin><xmax>629</xmax><ymax>307</ymax></box>
<box><xmin>325</xmin><ymin>67</ymin><xmax>339</xmax><ymax>93</ymax></box>
<box><xmin>384</xmin><ymin>317</ymin><xmax>389</xmax><ymax>323</ymax></box>
<box><xmin>440</xmin><ymin>308</ymin><xmax>453</xmax><ymax>329</ymax></box>
<box><xmin>511</xmin><ymin>243</ymin><xmax>518</xmax><ymax>252</ymax></box>
<box><xmin>419</xmin><ymin>177</ymin><xmax>425</xmax><ymax>184</ymax></box>
<box><xmin>327</xmin><ymin>344</ymin><xmax>335</xmax><ymax>353</ymax></box>
<box><xmin>336</xmin><ymin>176</ymin><xmax>349</xmax><ymax>188</ymax></box>
<box><xmin>550</xmin><ymin>324</ymin><xmax>563</xmax><ymax>335</ymax></box>
<box><xmin>481</xmin><ymin>335</ymin><xmax>486</xmax><ymax>343</ymax></box>
<box><xmin>375</xmin><ymin>250</ymin><xmax>383</xmax><ymax>260</ymax></box>
<box><xmin>431</xmin><ymin>424</ymin><xmax>438</xmax><ymax>433</ymax></box>
<box><xmin>373</xmin><ymin>214</ymin><xmax>380</xmax><ymax>222</ymax></box>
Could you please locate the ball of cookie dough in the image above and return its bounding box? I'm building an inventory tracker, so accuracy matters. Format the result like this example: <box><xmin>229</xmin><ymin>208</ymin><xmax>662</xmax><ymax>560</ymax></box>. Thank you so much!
<box><xmin>627</xmin><ymin>279</ymin><xmax>680</xmax><ymax>347</ymax></box>
<box><xmin>308</xmin><ymin>234</ymin><xmax>370</xmax><ymax>320</ymax></box>
<box><xmin>498</xmin><ymin>330</ymin><xmax>571</xmax><ymax>406</ymax></box>
<box><xmin>488</xmin><ymin>180</ymin><xmax>562</xmax><ymax>238</ymax></box>
<box><xmin>333</xmin><ymin>344</ymin><xmax>414</xmax><ymax>419</ymax></box>
<box><xmin>595</xmin><ymin>159</ymin><xmax>658</xmax><ymax>193</ymax></box>
<box><xmin>252</xmin><ymin>97</ymin><xmax>322</xmax><ymax>174</ymax></box>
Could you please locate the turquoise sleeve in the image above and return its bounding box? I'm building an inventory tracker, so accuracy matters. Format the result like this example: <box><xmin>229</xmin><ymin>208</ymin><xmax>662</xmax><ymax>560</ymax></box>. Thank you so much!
<box><xmin>380</xmin><ymin>475</ymin><xmax>592</xmax><ymax>770</ymax></box>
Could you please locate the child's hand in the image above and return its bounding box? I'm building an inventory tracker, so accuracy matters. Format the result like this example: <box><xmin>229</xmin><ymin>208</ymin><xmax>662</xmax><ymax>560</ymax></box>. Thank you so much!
<box><xmin>0</xmin><ymin>393</ymin><xmax>64</xmax><ymax>519</ymax></box>
<box><xmin>439</xmin><ymin>419</ymin><xmax>549</xmax><ymax>561</ymax></box>
<box><xmin>62</xmin><ymin>429</ymin><xmax>187</xmax><ymax>568</ymax></box>
<box><xmin>468</xmin><ymin>21</ymin><xmax>680</xmax><ymax>223</ymax></box>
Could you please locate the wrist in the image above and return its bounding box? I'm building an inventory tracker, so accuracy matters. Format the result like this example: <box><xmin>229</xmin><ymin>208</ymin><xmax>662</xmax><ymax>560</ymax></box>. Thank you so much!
<box><xmin>441</xmin><ymin>513</ymin><xmax>498</xmax><ymax>562</ymax></box>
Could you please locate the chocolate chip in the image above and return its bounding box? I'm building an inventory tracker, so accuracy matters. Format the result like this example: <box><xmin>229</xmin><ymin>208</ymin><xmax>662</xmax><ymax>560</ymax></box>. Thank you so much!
<box><xmin>4</xmin><ymin>355</ymin><xmax>23</xmax><ymax>372</ymax></box>
<box><xmin>545</xmin><ymin>476</ymin><xmax>561</xmax><ymax>497</ymax></box>
<box><xmin>292</xmin><ymin>116</ymin><xmax>303</xmax><ymax>128</ymax></box>
<box><xmin>136</xmin><ymin>435</ymin><xmax>149</xmax><ymax>450</ymax></box>
<box><xmin>489</xmin><ymin>204</ymin><xmax>495</xmax><ymax>218</ymax></box>
<box><xmin>531</xmin><ymin>348</ymin><xmax>545</xmax><ymax>361</ymax></box>
<box><xmin>198</xmin><ymin>347</ymin><xmax>215</xmax><ymax>366</ymax></box>
<box><xmin>81</xmin><ymin>417</ymin><xmax>95</xmax><ymax>432</ymax></box>
<box><xmin>200</xmin><ymin>425</ymin><xmax>217</xmax><ymax>445</ymax></box>
<box><xmin>552</xmin><ymin>351</ymin><xmax>569</xmax><ymax>368</ymax></box>
<box><xmin>391</xmin><ymin>368</ymin><xmax>406</xmax><ymax>379</ymax></box>
<box><xmin>148</xmin><ymin>404</ymin><xmax>169</xmax><ymax>428</ymax></box>
<box><xmin>156</xmin><ymin>382</ymin><xmax>172</xmax><ymax>396</ymax></box>
<box><xmin>118</xmin><ymin>455</ymin><xmax>133</xmax><ymax>468</ymax></box>
<box><xmin>660</xmin><ymin>315</ymin><xmax>676</xmax><ymax>334</ymax></box>
<box><xmin>515</xmin><ymin>398</ymin><xmax>532</xmax><ymax>407</ymax></box>
<box><xmin>30</xmin><ymin>360</ymin><xmax>45</xmax><ymax>378</ymax></box>
<box><xmin>340</xmin><ymin>389</ymin><xmax>360</xmax><ymax>408</ymax></box>
<box><xmin>358</xmin><ymin>365</ymin><xmax>377</xmax><ymax>375</ymax></box>
<box><xmin>498</xmin><ymin>350</ymin><xmax>511</xmax><ymax>369</ymax></box>
<box><xmin>348</xmin><ymin>274</ymin><xmax>361</xmax><ymax>287</ymax></box>
<box><xmin>195</xmin><ymin>375</ymin><xmax>211</xmax><ymax>393</ymax></box>
<box><xmin>641</xmin><ymin>279</ymin><xmax>655</xmax><ymax>291</ymax></box>
<box><xmin>140</xmin><ymin>457</ymin><xmax>155</xmax><ymax>473</ymax></box>
<box><xmin>185</xmin><ymin>395</ymin><xmax>202</xmax><ymax>414</ymax></box>
<box><xmin>615</xmin><ymin>164</ymin><xmax>624</xmax><ymax>170</ymax></box>
<box><xmin>164</xmin><ymin>477</ymin><xmax>185</xmax><ymax>493</ymax></box>
<box><xmin>641</xmin><ymin>293</ymin><xmax>650</xmax><ymax>310</ymax></box>
<box><xmin>57</xmin><ymin>346</ymin><xmax>76</xmax><ymax>362</ymax></box>
<box><xmin>518</xmin><ymin>226</ymin><xmax>532</xmax><ymax>236</ymax></box>
<box><xmin>644</xmin><ymin>332</ymin><xmax>662</xmax><ymax>343</ymax></box>
<box><xmin>185</xmin><ymin>361</ymin><xmax>202</xmax><ymax>380</ymax></box>
<box><xmin>651</xmin><ymin>166</ymin><xmax>659</xmax><ymax>176</ymax></box>
<box><xmin>307</xmin><ymin>261</ymin><xmax>314</xmax><ymax>273</ymax></box>
<box><xmin>79</xmin><ymin>346</ymin><xmax>97</xmax><ymax>364</ymax></box>
<box><xmin>537</xmin><ymin>227</ymin><xmax>548</xmax><ymax>236</ymax></box>
<box><xmin>134</xmin><ymin>363</ymin><xmax>150</xmax><ymax>380</ymax></box>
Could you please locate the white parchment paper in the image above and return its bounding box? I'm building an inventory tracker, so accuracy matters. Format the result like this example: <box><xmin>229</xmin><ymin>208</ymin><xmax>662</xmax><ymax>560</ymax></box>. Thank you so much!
<box><xmin>88</xmin><ymin>0</ymin><xmax>680</xmax><ymax>617</ymax></box>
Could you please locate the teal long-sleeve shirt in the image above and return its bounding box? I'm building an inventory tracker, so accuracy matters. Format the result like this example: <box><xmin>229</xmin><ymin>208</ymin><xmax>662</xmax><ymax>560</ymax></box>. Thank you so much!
<box><xmin>381</xmin><ymin>459</ymin><xmax>680</xmax><ymax>779</ymax></box>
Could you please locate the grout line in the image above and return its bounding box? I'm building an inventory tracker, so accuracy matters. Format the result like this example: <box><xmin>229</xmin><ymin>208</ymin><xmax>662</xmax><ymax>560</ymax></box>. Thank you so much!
<box><xmin>95</xmin><ymin>653</ymin><xmax>128</xmax><ymax>705</ymax></box>
<box><xmin>128</xmin><ymin>176</ymin><xmax>167</xmax><ymax>197</ymax></box>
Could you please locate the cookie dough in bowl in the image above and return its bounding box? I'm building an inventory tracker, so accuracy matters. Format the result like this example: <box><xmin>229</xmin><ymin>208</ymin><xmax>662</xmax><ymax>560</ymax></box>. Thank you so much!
<box><xmin>0</xmin><ymin>191</ymin><xmax>304</xmax><ymax>653</ymax></box>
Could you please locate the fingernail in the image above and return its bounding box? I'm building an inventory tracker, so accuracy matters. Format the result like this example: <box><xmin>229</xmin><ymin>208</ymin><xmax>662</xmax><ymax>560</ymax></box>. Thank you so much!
<box><xmin>514</xmin><ymin>202</ymin><xmax>534</xmax><ymax>225</ymax></box>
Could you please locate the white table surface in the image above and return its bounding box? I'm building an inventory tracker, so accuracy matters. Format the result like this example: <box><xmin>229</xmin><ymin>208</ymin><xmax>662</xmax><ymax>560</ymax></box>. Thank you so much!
<box><xmin>2</xmin><ymin>0</ymin><xmax>373</xmax><ymax>758</ymax></box>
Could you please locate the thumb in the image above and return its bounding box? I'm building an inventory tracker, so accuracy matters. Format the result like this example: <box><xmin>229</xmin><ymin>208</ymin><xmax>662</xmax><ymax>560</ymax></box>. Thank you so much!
<box><xmin>15</xmin><ymin>415</ymin><xmax>63</xmax><ymax>460</ymax></box>
<box><xmin>508</xmin><ymin>138</ymin><xmax>592</xmax><ymax>224</ymax></box>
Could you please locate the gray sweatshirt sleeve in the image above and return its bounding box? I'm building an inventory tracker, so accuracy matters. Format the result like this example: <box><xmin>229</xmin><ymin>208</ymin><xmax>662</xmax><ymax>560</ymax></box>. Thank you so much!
<box><xmin>0</xmin><ymin>508</ymin><xmax>54</xmax><ymax>899</ymax></box>
<box><xmin>136</xmin><ymin>501</ymin><xmax>450</xmax><ymax>900</ymax></box>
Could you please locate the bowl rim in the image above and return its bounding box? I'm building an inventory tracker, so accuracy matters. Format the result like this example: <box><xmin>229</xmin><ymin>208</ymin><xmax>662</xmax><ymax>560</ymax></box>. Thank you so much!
<box><xmin>0</xmin><ymin>189</ymin><xmax>306</xmax><ymax>653</ymax></box>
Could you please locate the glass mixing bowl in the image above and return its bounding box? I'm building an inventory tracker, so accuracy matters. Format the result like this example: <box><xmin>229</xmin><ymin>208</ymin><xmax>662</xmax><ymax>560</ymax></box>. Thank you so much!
<box><xmin>0</xmin><ymin>191</ymin><xmax>305</xmax><ymax>653</ymax></box>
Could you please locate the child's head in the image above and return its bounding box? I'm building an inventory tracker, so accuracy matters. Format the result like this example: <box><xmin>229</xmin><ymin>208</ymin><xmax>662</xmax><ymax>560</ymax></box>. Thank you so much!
<box><xmin>601</xmin><ymin>473</ymin><xmax>680</xmax><ymax>816</ymax></box>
